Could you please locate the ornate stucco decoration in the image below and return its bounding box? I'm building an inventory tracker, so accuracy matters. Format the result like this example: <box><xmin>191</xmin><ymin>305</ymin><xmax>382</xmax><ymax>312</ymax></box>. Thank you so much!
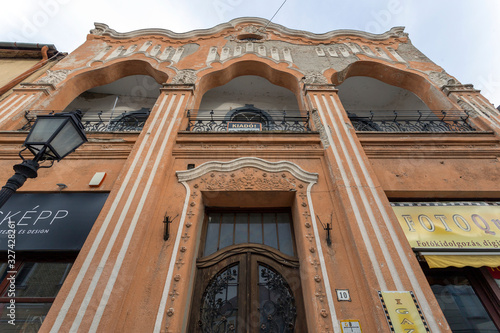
<box><xmin>457</xmin><ymin>100</ymin><xmax>480</xmax><ymax>118</ymax></box>
<box><xmin>90</xmin><ymin>25</ymin><xmax>106</xmax><ymax>36</ymax></box>
<box><xmin>200</xmin><ymin>168</ymin><xmax>297</xmax><ymax>191</ymax></box>
<box><xmin>442</xmin><ymin>83</ymin><xmax>480</xmax><ymax>96</ymax></box>
<box><xmin>303</xmin><ymin>71</ymin><xmax>328</xmax><ymax>85</ymax></box>
<box><xmin>311</xmin><ymin>110</ymin><xmax>330</xmax><ymax>149</ymax></box>
<box><xmin>428</xmin><ymin>71</ymin><xmax>456</xmax><ymax>88</ymax></box>
<box><xmin>89</xmin><ymin>19</ymin><xmax>407</xmax><ymax>43</ymax></box>
<box><xmin>171</xmin><ymin>69</ymin><xmax>197</xmax><ymax>85</ymax></box>
<box><xmin>235</xmin><ymin>24</ymin><xmax>268</xmax><ymax>40</ymax></box>
<box><xmin>36</xmin><ymin>69</ymin><xmax>71</xmax><ymax>85</ymax></box>
<box><xmin>242</xmin><ymin>25</ymin><xmax>261</xmax><ymax>34</ymax></box>
<box><xmin>177</xmin><ymin>157</ymin><xmax>318</xmax><ymax>184</ymax></box>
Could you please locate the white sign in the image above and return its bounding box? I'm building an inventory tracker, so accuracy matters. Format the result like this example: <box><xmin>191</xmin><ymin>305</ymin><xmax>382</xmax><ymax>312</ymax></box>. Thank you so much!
<box><xmin>340</xmin><ymin>320</ymin><xmax>362</xmax><ymax>333</ymax></box>
<box><xmin>336</xmin><ymin>289</ymin><xmax>351</xmax><ymax>301</ymax></box>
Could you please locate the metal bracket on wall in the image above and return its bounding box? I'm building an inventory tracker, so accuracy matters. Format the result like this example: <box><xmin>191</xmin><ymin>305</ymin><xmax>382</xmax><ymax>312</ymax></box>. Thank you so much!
<box><xmin>163</xmin><ymin>212</ymin><xmax>179</xmax><ymax>241</ymax></box>
<box><xmin>316</xmin><ymin>214</ymin><xmax>333</xmax><ymax>246</ymax></box>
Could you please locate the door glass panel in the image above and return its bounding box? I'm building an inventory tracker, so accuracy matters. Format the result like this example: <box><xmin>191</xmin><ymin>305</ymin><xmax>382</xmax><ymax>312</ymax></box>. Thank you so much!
<box><xmin>258</xmin><ymin>265</ymin><xmax>296</xmax><ymax>333</ymax></box>
<box><xmin>219</xmin><ymin>214</ymin><xmax>234</xmax><ymax>249</ymax></box>
<box><xmin>205</xmin><ymin>211</ymin><xmax>294</xmax><ymax>256</ymax></box>
<box><xmin>277</xmin><ymin>213</ymin><xmax>294</xmax><ymax>256</ymax></box>
<box><xmin>249</xmin><ymin>213</ymin><xmax>263</xmax><ymax>244</ymax></box>
<box><xmin>204</xmin><ymin>213</ymin><xmax>221</xmax><ymax>256</ymax></box>
<box><xmin>427</xmin><ymin>273</ymin><xmax>497</xmax><ymax>333</ymax></box>
<box><xmin>234</xmin><ymin>213</ymin><xmax>248</xmax><ymax>245</ymax></box>
<box><xmin>200</xmin><ymin>264</ymin><xmax>239</xmax><ymax>333</ymax></box>
<box><xmin>263</xmin><ymin>214</ymin><xmax>278</xmax><ymax>249</ymax></box>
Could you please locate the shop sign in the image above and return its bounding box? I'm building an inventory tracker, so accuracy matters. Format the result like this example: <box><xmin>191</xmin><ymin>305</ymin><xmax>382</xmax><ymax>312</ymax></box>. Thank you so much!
<box><xmin>227</xmin><ymin>122</ymin><xmax>261</xmax><ymax>131</ymax></box>
<box><xmin>392</xmin><ymin>203</ymin><xmax>500</xmax><ymax>250</ymax></box>
<box><xmin>487</xmin><ymin>266</ymin><xmax>500</xmax><ymax>279</ymax></box>
<box><xmin>0</xmin><ymin>192</ymin><xmax>108</xmax><ymax>251</ymax></box>
<box><xmin>340</xmin><ymin>320</ymin><xmax>362</xmax><ymax>333</ymax></box>
<box><xmin>379</xmin><ymin>291</ymin><xmax>429</xmax><ymax>333</ymax></box>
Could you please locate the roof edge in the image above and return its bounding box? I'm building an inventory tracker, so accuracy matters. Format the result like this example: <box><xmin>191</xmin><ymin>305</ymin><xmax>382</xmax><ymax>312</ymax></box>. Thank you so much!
<box><xmin>90</xmin><ymin>17</ymin><xmax>407</xmax><ymax>41</ymax></box>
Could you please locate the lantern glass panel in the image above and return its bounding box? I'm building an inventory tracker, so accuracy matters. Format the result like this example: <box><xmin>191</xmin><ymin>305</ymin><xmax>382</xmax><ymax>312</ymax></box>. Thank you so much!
<box><xmin>49</xmin><ymin>120</ymin><xmax>85</xmax><ymax>159</ymax></box>
<box><xmin>25</xmin><ymin>117</ymin><xmax>65</xmax><ymax>144</ymax></box>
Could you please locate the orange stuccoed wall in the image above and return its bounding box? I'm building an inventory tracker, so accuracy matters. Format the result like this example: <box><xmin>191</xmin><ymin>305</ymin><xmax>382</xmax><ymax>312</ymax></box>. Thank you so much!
<box><xmin>1</xmin><ymin>17</ymin><xmax>500</xmax><ymax>333</ymax></box>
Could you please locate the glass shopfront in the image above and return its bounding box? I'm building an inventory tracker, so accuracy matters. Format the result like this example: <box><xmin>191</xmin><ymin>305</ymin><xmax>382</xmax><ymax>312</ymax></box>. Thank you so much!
<box><xmin>392</xmin><ymin>202</ymin><xmax>500</xmax><ymax>332</ymax></box>
<box><xmin>0</xmin><ymin>192</ymin><xmax>108</xmax><ymax>332</ymax></box>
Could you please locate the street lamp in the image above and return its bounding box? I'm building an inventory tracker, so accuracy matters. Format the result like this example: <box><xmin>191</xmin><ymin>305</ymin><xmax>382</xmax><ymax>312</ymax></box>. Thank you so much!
<box><xmin>0</xmin><ymin>111</ymin><xmax>87</xmax><ymax>209</ymax></box>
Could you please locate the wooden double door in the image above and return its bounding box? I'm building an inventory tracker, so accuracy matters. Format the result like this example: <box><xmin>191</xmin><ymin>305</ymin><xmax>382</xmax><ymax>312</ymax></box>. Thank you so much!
<box><xmin>189</xmin><ymin>247</ymin><xmax>306</xmax><ymax>333</ymax></box>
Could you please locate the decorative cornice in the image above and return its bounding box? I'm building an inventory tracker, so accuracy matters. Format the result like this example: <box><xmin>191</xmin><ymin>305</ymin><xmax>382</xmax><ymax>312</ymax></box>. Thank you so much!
<box><xmin>442</xmin><ymin>84</ymin><xmax>480</xmax><ymax>96</ymax></box>
<box><xmin>91</xmin><ymin>18</ymin><xmax>407</xmax><ymax>42</ymax></box>
<box><xmin>176</xmin><ymin>157</ymin><xmax>318</xmax><ymax>183</ymax></box>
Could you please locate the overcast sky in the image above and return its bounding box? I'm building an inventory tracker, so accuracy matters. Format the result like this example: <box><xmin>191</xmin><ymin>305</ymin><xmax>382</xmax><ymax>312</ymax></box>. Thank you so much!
<box><xmin>1</xmin><ymin>0</ymin><xmax>499</xmax><ymax>106</ymax></box>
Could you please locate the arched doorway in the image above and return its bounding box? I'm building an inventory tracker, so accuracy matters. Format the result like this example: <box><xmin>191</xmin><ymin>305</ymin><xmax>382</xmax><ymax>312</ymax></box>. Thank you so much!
<box><xmin>188</xmin><ymin>209</ymin><xmax>306</xmax><ymax>333</ymax></box>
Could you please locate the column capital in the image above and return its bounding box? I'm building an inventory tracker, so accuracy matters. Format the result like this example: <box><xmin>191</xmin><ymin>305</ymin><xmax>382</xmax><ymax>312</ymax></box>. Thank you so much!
<box><xmin>303</xmin><ymin>83</ymin><xmax>338</xmax><ymax>94</ymax></box>
<box><xmin>161</xmin><ymin>83</ymin><xmax>195</xmax><ymax>93</ymax></box>
<box><xmin>14</xmin><ymin>83</ymin><xmax>55</xmax><ymax>96</ymax></box>
<box><xmin>442</xmin><ymin>84</ymin><xmax>480</xmax><ymax>96</ymax></box>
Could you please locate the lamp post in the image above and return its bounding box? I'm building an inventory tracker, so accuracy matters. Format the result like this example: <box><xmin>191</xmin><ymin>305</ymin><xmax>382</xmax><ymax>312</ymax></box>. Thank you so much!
<box><xmin>0</xmin><ymin>111</ymin><xmax>87</xmax><ymax>209</ymax></box>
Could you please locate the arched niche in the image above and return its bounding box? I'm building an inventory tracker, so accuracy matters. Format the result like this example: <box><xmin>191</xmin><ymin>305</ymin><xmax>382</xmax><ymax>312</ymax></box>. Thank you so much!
<box><xmin>337</xmin><ymin>76</ymin><xmax>430</xmax><ymax>111</ymax></box>
<box><xmin>199</xmin><ymin>75</ymin><xmax>300</xmax><ymax>111</ymax></box>
<box><xmin>42</xmin><ymin>59</ymin><xmax>169</xmax><ymax>111</ymax></box>
<box><xmin>63</xmin><ymin>75</ymin><xmax>162</xmax><ymax>129</ymax></box>
<box><xmin>195</xmin><ymin>60</ymin><xmax>303</xmax><ymax>111</ymax></box>
<box><xmin>331</xmin><ymin>61</ymin><xmax>455</xmax><ymax>111</ymax></box>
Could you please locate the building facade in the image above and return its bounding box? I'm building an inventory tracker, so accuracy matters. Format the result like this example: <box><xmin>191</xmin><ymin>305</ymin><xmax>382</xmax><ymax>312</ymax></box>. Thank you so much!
<box><xmin>1</xmin><ymin>17</ymin><xmax>500</xmax><ymax>332</ymax></box>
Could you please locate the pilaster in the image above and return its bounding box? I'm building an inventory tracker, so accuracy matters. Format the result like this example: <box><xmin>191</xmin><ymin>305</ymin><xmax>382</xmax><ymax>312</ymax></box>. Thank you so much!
<box><xmin>304</xmin><ymin>84</ymin><xmax>451</xmax><ymax>332</ymax></box>
<box><xmin>443</xmin><ymin>84</ymin><xmax>500</xmax><ymax>134</ymax></box>
<box><xmin>40</xmin><ymin>85</ymin><xmax>195</xmax><ymax>333</ymax></box>
<box><xmin>0</xmin><ymin>83</ymin><xmax>54</xmax><ymax>129</ymax></box>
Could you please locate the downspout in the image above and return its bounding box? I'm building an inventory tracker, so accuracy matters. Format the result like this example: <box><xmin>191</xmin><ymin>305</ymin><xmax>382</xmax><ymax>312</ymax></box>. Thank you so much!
<box><xmin>0</xmin><ymin>45</ymin><xmax>55</xmax><ymax>96</ymax></box>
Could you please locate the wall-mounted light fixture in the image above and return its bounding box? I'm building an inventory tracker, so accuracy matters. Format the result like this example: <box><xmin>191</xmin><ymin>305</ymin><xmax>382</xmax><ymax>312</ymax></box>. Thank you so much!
<box><xmin>316</xmin><ymin>214</ymin><xmax>332</xmax><ymax>246</ymax></box>
<box><xmin>163</xmin><ymin>212</ymin><xmax>178</xmax><ymax>241</ymax></box>
<box><xmin>0</xmin><ymin>111</ymin><xmax>87</xmax><ymax>209</ymax></box>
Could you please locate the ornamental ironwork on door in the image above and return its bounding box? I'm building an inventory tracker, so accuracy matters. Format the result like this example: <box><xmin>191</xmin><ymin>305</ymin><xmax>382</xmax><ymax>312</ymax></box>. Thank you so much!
<box><xmin>258</xmin><ymin>265</ymin><xmax>296</xmax><ymax>333</ymax></box>
<box><xmin>198</xmin><ymin>262</ymin><xmax>298</xmax><ymax>333</ymax></box>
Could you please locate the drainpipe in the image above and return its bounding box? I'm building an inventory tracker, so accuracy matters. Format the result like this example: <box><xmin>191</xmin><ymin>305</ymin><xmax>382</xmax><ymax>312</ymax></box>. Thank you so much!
<box><xmin>0</xmin><ymin>44</ymin><xmax>61</xmax><ymax>97</ymax></box>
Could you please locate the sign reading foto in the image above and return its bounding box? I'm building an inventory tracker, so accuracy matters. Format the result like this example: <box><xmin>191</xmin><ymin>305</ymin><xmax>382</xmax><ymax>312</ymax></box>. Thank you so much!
<box><xmin>392</xmin><ymin>202</ymin><xmax>500</xmax><ymax>250</ymax></box>
<box><xmin>227</xmin><ymin>122</ymin><xmax>262</xmax><ymax>131</ymax></box>
<box><xmin>379</xmin><ymin>291</ymin><xmax>429</xmax><ymax>333</ymax></box>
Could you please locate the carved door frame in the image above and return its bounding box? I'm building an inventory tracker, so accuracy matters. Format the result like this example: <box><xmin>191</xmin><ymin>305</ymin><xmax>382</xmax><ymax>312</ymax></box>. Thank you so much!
<box><xmin>155</xmin><ymin>157</ymin><xmax>338</xmax><ymax>333</ymax></box>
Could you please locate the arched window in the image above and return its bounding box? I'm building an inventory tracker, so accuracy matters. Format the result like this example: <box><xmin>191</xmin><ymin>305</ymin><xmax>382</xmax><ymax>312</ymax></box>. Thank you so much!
<box><xmin>189</xmin><ymin>209</ymin><xmax>306</xmax><ymax>332</ymax></box>
<box><xmin>224</xmin><ymin>104</ymin><xmax>271</xmax><ymax>129</ymax></box>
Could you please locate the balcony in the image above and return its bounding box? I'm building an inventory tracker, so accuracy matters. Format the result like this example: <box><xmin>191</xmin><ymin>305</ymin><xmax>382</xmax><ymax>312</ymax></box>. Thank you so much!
<box><xmin>185</xmin><ymin>109</ymin><xmax>311</xmax><ymax>133</ymax></box>
<box><xmin>346</xmin><ymin>110</ymin><xmax>475</xmax><ymax>132</ymax></box>
<box><xmin>21</xmin><ymin>109</ymin><xmax>150</xmax><ymax>132</ymax></box>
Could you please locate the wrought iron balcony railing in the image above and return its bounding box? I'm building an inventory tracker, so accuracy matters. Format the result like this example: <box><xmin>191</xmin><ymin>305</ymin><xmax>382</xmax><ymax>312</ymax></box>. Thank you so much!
<box><xmin>21</xmin><ymin>109</ymin><xmax>150</xmax><ymax>132</ymax></box>
<box><xmin>185</xmin><ymin>110</ymin><xmax>311</xmax><ymax>132</ymax></box>
<box><xmin>346</xmin><ymin>110</ymin><xmax>475</xmax><ymax>132</ymax></box>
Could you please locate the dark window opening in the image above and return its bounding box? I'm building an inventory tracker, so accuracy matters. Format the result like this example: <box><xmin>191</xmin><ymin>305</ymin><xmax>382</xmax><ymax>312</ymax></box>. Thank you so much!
<box><xmin>203</xmin><ymin>210</ymin><xmax>294</xmax><ymax>257</ymax></box>
<box><xmin>0</xmin><ymin>252</ymin><xmax>76</xmax><ymax>332</ymax></box>
<box><xmin>424</xmin><ymin>265</ymin><xmax>500</xmax><ymax>332</ymax></box>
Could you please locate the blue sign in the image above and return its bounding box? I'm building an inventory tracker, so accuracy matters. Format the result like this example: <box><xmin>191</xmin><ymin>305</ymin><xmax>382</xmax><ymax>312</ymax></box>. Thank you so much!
<box><xmin>0</xmin><ymin>193</ymin><xmax>108</xmax><ymax>251</ymax></box>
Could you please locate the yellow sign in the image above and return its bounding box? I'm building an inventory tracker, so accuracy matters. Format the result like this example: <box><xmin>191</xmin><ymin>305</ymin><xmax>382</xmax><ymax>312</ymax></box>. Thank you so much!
<box><xmin>340</xmin><ymin>320</ymin><xmax>362</xmax><ymax>333</ymax></box>
<box><xmin>380</xmin><ymin>291</ymin><xmax>428</xmax><ymax>333</ymax></box>
<box><xmin>392</xmin><ymin>204</ymin><xmax>500</xmax><ymax>250</ymax></box>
